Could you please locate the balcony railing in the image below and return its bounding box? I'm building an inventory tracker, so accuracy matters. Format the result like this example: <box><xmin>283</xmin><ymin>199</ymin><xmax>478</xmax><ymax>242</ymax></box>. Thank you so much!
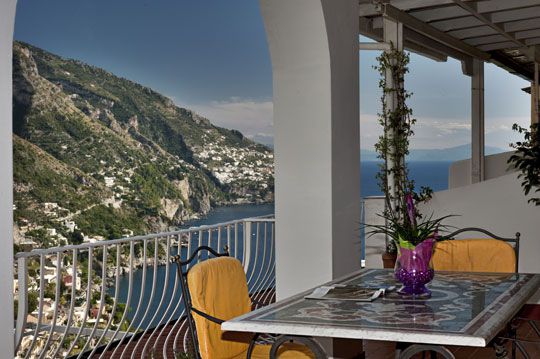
<box><xmin>14</xmin><ymin>215</ymin><xmax>276</xmax><ymax>358</ymax></box>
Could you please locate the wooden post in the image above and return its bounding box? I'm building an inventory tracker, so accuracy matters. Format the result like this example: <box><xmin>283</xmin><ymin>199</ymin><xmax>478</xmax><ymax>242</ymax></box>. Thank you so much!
<box><xmin>471</xmin><ymin>58</ymin><xmax>485</xmax><ymax>184</ymax></box>
<box><xmin>533</xmin><ymin>62</ymin><xmax>539</xmax><ymax>125</ymax></box>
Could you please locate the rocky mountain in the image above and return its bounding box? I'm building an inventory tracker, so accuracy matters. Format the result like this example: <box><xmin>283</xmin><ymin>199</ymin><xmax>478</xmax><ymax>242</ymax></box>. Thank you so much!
<box><xmin>13</xmin><ymin>41</ymin><xmax>274</xmax><ymax>247</ymax></box>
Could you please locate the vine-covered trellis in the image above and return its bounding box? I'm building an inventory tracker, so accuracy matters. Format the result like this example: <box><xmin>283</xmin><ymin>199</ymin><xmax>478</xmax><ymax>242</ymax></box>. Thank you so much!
<box><xmin>373</xmin><ymin>47</ymin><xmax>432</xmax><ymax>253</ymax></box>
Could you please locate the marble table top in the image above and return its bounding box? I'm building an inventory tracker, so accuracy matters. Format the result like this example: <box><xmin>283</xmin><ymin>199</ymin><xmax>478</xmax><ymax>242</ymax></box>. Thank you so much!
<box><xmin>222</xmin><ymin>269</ymin><xmax>540</xmax><ymax>347</ymax></box>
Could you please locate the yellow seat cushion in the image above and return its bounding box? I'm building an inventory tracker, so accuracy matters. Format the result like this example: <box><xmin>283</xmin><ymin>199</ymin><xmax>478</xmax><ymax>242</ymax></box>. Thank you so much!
<box><xmin>432</xmin><ymin>239</ymin><xmax>516</xmax><ymax>273</ymax></box>
<box><xmin>187</xmin><ymin>256</ymin><xmax>314</xmax><ymax>358</ymax></box>
<box><xmin>188</xmin><ymin>257</ymin><xmax>252</xmax><ymax>358</ymax></box>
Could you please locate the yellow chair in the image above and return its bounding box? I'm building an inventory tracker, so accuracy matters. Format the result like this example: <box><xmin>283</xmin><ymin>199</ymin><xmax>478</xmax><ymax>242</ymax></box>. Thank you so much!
<box><xmin>432</xmin><ymin>228</ymin><xmax>520</xmax><ymax>273</ymax></box>
<box><xmin>176</xmin><ymin>247</ymin><xmax>319</xmax><ymax>359</ymax></box>
<box><xmin>431</xmin><ymin>229</ymin><xmax>522</xmax><ymax>358</ymax></box>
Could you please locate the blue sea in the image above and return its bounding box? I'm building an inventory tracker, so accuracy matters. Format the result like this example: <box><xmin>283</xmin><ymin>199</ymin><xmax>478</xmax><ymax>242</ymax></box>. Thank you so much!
<box><xmin>111</xmin><ymin>161</ymin><xmax>451</xmax><ymax>327</ymax></box>
<box><xmin>361</xmin><ymin>161</ymin><xmax>451</xmax><ymax>196</ymax></box>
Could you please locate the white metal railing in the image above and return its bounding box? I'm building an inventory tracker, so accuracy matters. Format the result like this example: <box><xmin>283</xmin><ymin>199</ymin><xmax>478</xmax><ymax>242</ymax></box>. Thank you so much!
<box><xmin>14</xmin><ymin>215</ymin><xmax>276</xmax><ymax>358</ymax></box>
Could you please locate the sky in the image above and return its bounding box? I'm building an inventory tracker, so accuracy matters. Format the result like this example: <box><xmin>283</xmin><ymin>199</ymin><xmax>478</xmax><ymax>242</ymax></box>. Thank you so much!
<box><xmin>14</xmin><ymin>0</ymin><xmax>532</xmax><ymax>150</ymax></box>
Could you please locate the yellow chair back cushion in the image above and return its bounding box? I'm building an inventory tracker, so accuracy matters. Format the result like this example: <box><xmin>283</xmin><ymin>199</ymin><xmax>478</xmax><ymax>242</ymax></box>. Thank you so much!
<box><xmin>187</xmin><ymin>256</ymin><xmax>252</xmax><ymax>359</ymax></box>
<box><xmin>432</xmin><ymin>239</ymin><xmax>516</xmax><ymax>273</ymax></box>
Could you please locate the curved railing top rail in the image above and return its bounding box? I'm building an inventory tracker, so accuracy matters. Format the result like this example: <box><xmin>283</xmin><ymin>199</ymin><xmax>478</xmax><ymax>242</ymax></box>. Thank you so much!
<box><xmin>15</xmin><ymin>214</ymin><xmax>274</xmax><ymax>259</ymax></box>
<box><xmin>440</xmin><ymin>227</ymin><xmax>520</xmax><ymax>243</ymax></box>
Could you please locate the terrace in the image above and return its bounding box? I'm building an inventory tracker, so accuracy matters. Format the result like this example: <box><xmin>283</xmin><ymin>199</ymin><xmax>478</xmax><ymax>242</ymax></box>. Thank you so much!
<box><xmin>1</xmin><ymin>0</ymin><xmax>540</xmax><ymax>358</ymax></box>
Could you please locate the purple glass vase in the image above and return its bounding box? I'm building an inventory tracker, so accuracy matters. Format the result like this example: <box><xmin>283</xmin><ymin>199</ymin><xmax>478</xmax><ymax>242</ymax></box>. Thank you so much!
<box><xmin>394</xmin><ymin>238</ymin><xmax>435</xmax><ymax>298</ymax></box>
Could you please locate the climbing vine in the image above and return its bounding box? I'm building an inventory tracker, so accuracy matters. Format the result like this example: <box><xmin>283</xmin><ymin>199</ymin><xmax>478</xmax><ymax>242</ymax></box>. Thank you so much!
<box><xmin>373</xmin><ymin>47</ymin><xmax>432</xmax><ymax>252</ymax></box>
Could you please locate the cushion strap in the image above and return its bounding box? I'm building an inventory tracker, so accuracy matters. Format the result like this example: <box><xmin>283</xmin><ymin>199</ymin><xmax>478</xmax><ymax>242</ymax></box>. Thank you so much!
<box><xmin>191</xmin><ymin>306</ymin><xmax>225</xmax><ymax>325</ymax></box>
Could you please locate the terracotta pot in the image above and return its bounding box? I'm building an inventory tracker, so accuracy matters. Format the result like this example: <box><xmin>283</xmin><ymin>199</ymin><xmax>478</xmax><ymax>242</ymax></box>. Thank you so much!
<box><xmin>382</xmin><ymin>252</ymin><xmax>397</xmax><ymax>269</ymax></box>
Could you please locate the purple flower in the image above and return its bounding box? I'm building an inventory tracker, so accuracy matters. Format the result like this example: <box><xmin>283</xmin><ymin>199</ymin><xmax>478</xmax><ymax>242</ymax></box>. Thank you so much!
<box><xmin>405</xmin><ymin>193</ymin><xmax>416</xmax><ymax>227</ymax></box>
<box><xmin>428</xmin><ymin>229</ymin><xmax>440</xmax><ymax>241</ymax></box>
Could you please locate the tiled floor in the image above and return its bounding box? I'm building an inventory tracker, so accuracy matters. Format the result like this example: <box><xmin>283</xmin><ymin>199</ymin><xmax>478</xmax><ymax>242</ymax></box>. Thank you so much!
<box><xmin>98</xmin><ymin>302</ymin><xmax>540</xmax><ymax>358</ymax></box>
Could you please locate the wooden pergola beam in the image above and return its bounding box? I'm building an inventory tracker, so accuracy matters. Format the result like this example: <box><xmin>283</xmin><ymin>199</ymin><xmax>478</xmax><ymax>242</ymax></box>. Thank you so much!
<box><xmin>534</xmin><ymin>63</ymin><xmax>540</xmax><ymax>125</ymax></box>
<box><xmin>359</xmin><ymin>0</ymin><xmax>473</xmax><ymax>17</ymax></box>
<box><xmin>381</xmin><ymin>3</ymin><xmax>491</xmax><ymax>60</ymax></box>
<box><xmin>451</xmin><ymin>0</ymin><xmax>540</xmax><ymax>62</ymax></box>
<box><xmin>359</xmin><ymin>16</ymin><xmax>448</xmax><ymax>62</ymax></box>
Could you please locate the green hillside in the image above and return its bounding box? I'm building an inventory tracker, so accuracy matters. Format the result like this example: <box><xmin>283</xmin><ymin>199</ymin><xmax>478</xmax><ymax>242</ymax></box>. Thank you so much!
<box><xmin>13</xmin><ymin>41</ymin><xmax>274</xmax><ymax>248</ymax></box>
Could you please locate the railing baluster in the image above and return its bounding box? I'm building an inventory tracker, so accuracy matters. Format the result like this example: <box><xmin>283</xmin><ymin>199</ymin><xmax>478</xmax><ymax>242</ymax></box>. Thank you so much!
<box><xmin>131</xmin><ymin>237</ymin><xmax>159</xmax><ymax>358</ymax></box>
<box><xmin>152</xmin><ymin>235</ymin><xmax>183</xmax><ymax>357</ymax></box>
<box><xmin>187</xmin><ymin>231</ymin><xmax>192</xmax><ymax>259</ymax></box>
<box><xmin>15</xmin><ymin>256</ymin><xmax>28</xmax><ymax>354</ymax></box>
<box><xmin>254</xmin><ymin>221</ymin><xmax>273</xmax><ymax>304</ymax></box>
<box><xmin>268</xmin><ymin>222</ymin><xmax>277</xmax><ymax>303</ymax></box>
<box><xmin>227</xmin><ymin>224</ymin><xmax>232</xmax><ymax>254</ymax></box>
<box><xmin>100</xmin><ymin>241</ymin><xmax>134</xmax><ymax>358</ymax></box>
<box><xmin>53</xmin><ymin>249</ymin><xmax>78</xmax><ymax>357</ymax></box>
<box><xmin>250</xmin><ymin>222</ymin><xmax>268</xmax><ymax>301</ymax></box>
<box><xmin>66</xmin><ymin>247</ymin><xmax>93</xmax><ymax>357</ymax></box>
<box><xmin>119</xmin><ymin>239</ymin><xmax>148</xmax><ymax>359</ymax></box>
<box><xmin>217</xmin><ymin>226</ymin><xmax>222</xmax><ymax>252</ymax></box>
<box><xmin>89</xmin><ymin>244</ymin><xmax>121</xmax><ymax>356</ymax></box>
<box><xmin>142</xmin><ymin>236</ymin><xmax>172</xmax><ymax>357</ymax></box>
<box><xmin>96</xmin><ymin>242</ymin><xmax>133</xmax><ymax>358</ymax></box>
<box><xmin>38</xmin><ymin>251</ymin><xmax>62</xmax><ymax>358</ymax></box>
<box><xmin>243</xmin><ymin>221</ymin><xmax>252</xmax><ymax>274</ymax></box>
<box><xmin>241</xmin><ymin>221</ymin><xmax>248</xmax><ymax>269</ymax></box>
<box><xmin>24</xmin><ymin>254</ymin><xmax>45</xmax><ymax>359</ymax></box>
<box><xmin>176</xmin><ymin>319</ymin><xmax>189</xmax><ymax>354</ymax></box>
<box><xmin>245</xmin><ymin>221</ymin><xmax>258</xmax><ymax>286</ymax></box>
<box><xmin>162</xmin><ymin>234</ymin><xmax>184</xmax><ymax>358</ymax></box>
<box><xmin>173</xmin><ymin>231</ymin><xmax>193</xmax><ymax>355</ymax></box>
<box><xmin>234</xmin><ymin>222</ymin><xmax>239</xmax><ymax>259</ymax></box>
<box><xmin>77</xmin><ymin>246</ymin><xmax>107</xmax><ymax>358</ymax></box>
<box><xmin>257</xmin><ymin>222</ymin><xmax>277</xmax><ymax>305</ymax></box>
<box><xmin>197</xmin><ymin>229</ymin><xmax>203</xmax><ymax>263</ymax></box>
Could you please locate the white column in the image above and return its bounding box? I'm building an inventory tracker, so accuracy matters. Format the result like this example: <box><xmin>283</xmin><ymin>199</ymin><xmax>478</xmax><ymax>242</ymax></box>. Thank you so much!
<box><xmin>471</xmin><ymin>58</ymin><xmax>485</xmax><ymax>184</ymax></box>
<box><xmin>260</xmin><ymin>0</ymin><xmax>361</xmax><ymax>299</ymax></box>
<box><xmin>0</xmin><ymin>0</ymin><xmax>16</xmax><ymax>355</ymax></box>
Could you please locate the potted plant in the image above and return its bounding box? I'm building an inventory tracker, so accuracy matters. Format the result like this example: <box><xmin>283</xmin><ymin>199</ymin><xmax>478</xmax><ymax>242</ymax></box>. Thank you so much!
<box><xmin>365</xmin><ymin>193</ymin><xmax>452</xmax><ymax>297</ymax></box>
<box><xmin>508</xmin><ymin>123</ymin><xmax>540</xmax><ymax>206</ymax></box>
<box><xmin>365</xmin><ymin>47</ymin><xmax>455</xmax><ymax>296</ymax></box>
<box><xmin>381</xmin><ymin>243</ymin><xmax>397</xmax><ymax>269</ymax></box>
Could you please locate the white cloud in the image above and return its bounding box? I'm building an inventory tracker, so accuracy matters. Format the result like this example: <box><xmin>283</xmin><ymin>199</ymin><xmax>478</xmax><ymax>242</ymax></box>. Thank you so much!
<box><xmin>175</xmin><ymin>96</ymin><xmax>531</xmax><ymax>151</ymax></box>
<box><xmin>361</xmin><ymin>113</ymin><xmax>530</xmax><ymax>150</ymax></box>
<box><xmin>187</xmin><ymin>98</ymin><xmax>274</xmax><ymax>145</ymax></box>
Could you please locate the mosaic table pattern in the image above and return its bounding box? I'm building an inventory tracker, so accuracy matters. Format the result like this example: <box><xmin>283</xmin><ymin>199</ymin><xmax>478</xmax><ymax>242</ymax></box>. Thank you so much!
<box><xmin>222</xmin><ymin>269</ymin><xmax>540</xmax><ymax>347</ymax></box>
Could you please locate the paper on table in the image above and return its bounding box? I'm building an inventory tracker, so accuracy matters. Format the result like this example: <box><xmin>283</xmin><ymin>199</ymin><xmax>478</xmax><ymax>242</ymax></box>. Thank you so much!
<box><xmin>304</xmin><ymin>285</ymin><xmax>385</xmax><ymax>302</ymax></box>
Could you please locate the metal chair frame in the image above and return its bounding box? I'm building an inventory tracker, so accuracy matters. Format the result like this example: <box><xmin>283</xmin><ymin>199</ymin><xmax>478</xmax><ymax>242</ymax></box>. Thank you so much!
<box><xmin>395</xmin><ymin>228</ymin><xmax>522</xmax><ymax>359</ymax></box>
<box><xmin>439</xmin><ymin>227</ymin><xmax>536</xmax><ymax>359</ymax></box>
<box><xmin>440</xmin><ymin>227</ymin><xmax>520</xmax><ymax>273</ymax></box>
<box><xmin>174</xmin><ymin>246</ymin><xmax>326</xmax><ymax>359</ymax></box>
<box><xmin>174</xmin><ymin>246</ymin><xmax>229</xmax><ymax>359</ymax></box>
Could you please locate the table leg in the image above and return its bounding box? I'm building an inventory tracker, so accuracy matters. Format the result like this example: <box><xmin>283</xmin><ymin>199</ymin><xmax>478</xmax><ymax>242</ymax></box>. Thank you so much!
<box><xmin>397</xmin><ymin>344</ymin><xmax>455</xmax><ymax>359</ymax></box>
<box><xmin>493</xmin><ymin>339</ymin><xmax>509</xmax><ymax>359</ymax></box>
<box><xmin>269</xmin><ymin>335</ymin><xmax>327</xmax><ymax>359</ymax></box>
